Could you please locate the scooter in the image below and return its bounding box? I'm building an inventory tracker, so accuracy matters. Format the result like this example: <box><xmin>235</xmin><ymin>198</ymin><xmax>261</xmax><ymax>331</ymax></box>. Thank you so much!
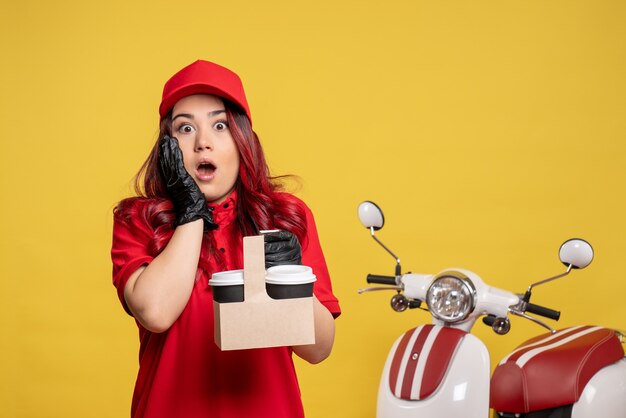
<box><xmin>357</xmin><ymin>201</ymin><xmax>626</xmax><ymax>418</ymax></box>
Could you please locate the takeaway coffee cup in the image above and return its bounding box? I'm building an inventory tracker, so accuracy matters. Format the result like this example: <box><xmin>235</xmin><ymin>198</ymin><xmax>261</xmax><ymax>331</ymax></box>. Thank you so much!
<box><xmin>265</xmin><ymin>265</ymin><xmax>316</xmax><ymax>300</ymax></box>
<box><xmin>209</xmin><ymin>269</ymin><xmax>245</xmax><ymax>303</ymax></box>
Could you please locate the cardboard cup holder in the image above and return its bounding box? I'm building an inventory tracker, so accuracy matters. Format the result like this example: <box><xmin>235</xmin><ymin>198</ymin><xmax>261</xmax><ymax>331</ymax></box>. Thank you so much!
<box><xmin>212</xmin><ymin>235</ymin><xmax>315</xmax><ymax>351</ymax></box>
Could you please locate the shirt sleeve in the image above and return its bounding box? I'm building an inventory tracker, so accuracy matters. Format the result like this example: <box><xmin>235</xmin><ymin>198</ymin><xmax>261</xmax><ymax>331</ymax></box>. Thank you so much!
<box><xmin>296</xmin><ymin>197</ymin><xmax>341</xmax><ymax>318</ymax></box>
<box><xmin>111</xmin><ymin>200</ymin><xmax>155</xmax><ymax>316</ymax></box>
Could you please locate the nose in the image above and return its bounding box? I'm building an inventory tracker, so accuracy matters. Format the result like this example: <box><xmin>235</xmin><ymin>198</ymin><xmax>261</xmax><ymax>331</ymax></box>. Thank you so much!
<box><xmin>194</xmin><ymin>128</ymin><xmax>213</xmax><ymax>151</ymax></box>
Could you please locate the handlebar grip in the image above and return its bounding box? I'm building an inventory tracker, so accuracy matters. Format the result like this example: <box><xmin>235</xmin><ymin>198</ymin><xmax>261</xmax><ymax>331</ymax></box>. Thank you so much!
<box><xmin>526</xmin><ymin>303</ymin><xmax>561</xmax><ymax>321</ymax></box>
<box><xmin>366</xmin><ymin>274</ymin><xmax>397</xmax><ymax>285</ymax></box>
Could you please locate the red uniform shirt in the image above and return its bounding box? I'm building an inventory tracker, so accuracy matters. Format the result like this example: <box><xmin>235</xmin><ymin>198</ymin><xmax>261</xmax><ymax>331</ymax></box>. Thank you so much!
<box><xmin>111</xmin><ymin>192</ymin><xmax>340</xmax><ymax>418</ymax></box>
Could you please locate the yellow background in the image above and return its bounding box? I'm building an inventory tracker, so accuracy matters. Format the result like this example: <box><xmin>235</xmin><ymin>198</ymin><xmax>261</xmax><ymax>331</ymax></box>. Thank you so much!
<box><xmin>1</xmin><ymin>1</ymin><xmax>625</xmax><ymax>417</ymax></box>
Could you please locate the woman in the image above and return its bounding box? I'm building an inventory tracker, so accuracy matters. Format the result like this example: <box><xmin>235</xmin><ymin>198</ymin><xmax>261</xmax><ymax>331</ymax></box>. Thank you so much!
<box><xmin>111</xmin><ymin>60</ymin><xmax>340</xmax><ymax>418</ymax></box>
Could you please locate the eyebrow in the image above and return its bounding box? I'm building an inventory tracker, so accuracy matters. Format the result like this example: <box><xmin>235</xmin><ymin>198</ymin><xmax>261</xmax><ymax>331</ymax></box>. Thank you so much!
<box><xmin>172</xmin><ymin>109</ymin><xmax>226</xmax><ymax>122</ymax></box>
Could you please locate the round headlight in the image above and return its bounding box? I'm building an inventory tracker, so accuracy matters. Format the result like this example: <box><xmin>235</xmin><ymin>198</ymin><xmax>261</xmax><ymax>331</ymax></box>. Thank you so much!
<box><xmin>426</xmin><ymin>272</ymin><xmax>476</xmax><ymax>323</ymax></box>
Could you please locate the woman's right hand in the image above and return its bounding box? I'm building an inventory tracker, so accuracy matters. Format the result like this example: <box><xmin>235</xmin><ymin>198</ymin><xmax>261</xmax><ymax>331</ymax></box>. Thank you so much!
<box><xmin>158</xmin><ymin>135</ymin><xmax>217</xmax><ymax>230</ymax></box>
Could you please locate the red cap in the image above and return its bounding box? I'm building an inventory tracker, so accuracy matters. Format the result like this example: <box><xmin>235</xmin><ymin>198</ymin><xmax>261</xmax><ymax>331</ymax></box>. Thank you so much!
<box><xmin>159</xmin><ymin>60</ymin><xmax>251</xmax><ymax>123</ymax></box>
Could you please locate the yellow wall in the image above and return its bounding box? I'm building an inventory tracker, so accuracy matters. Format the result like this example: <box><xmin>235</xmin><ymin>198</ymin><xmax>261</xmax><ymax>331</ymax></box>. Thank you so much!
<box><xmin>1</xmin><ymin>1</ymin><xmax>625</xmax><ymax>417</ymax></box>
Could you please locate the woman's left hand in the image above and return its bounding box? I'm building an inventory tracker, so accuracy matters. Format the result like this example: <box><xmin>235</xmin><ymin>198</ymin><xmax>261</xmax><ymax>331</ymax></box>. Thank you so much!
<box><xmin>263</xmin><ymin>230</ymin><xmax>302</xmax><ymax>268</ymax></box>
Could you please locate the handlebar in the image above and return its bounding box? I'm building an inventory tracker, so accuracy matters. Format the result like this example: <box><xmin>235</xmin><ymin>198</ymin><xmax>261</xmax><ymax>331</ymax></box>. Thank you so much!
<box><xmin>366</xmin><ymin>274</ymin><xmax>397</xmax><ymax>285</ymax></box>
<box><xmin>364</xmin><ymin>273</ymin><xmax>561</xmax><ymax>325</ymax></box>
<box><xmin>525</xmin><ymin>303</ymin><xmax>561</xmax><ymax>321</ymax></box>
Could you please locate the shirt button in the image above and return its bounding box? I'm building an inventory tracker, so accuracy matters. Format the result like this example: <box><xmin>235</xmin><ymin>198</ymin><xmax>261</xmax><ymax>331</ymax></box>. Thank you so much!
<box><xmin>223</xmin><ymin>203</ymin><xmax>229</xmax><ymax>209</ymax></box>
<box><xmin>219</xmin><ymin>248</ymin><xmax>226</xmax><ymax>253</ymax></box>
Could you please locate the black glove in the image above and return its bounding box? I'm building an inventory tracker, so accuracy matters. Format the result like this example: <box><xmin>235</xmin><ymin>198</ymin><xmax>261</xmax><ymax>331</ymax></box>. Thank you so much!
<box><xmin>158</xmin><ymin>135</ymin><xmax>217</xmax><ymax>231</ymax></box>
<box><xmin>264</xmin><ymin>230</ymin><xmax>302</xmax><ymax>268</ymax></box>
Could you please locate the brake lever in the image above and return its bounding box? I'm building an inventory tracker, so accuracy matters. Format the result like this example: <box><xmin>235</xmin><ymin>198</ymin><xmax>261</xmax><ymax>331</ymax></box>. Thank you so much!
<box><xmin>509</xmin><ymin>308</ymin><xmax>556</xmax><ymax>334</ymax></box>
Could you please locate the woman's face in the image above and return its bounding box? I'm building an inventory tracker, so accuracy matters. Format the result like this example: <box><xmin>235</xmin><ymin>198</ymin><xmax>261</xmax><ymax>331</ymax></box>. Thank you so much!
<box><xmin>170</xmin><ymin>94</ymin><xmax>240</xmax><ymax>204</ymax></box>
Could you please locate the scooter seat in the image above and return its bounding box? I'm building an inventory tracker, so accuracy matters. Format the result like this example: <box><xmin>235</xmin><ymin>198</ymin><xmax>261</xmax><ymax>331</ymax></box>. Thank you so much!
<box><xmin>490</xmin><ymin>325</ymin><xmax>624</xmax><ymax>413</ymax></box>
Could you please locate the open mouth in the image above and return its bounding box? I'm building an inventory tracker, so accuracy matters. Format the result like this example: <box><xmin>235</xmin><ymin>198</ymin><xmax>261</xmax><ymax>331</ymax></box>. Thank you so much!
<box><xmin>197</xmin><ymin>162</ymin><xmax>216</xmax><ymax>179</ymax></box>
<box><xmin>198</xmin><ymin>162</ymin><xmax>216</xmax><ymax>174</ymax></box>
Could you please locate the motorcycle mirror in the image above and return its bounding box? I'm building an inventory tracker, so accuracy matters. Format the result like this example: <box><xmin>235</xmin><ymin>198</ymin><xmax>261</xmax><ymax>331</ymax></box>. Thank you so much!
<box><xmin>527</xmin><ymin>238</ymin><xmax>594</xmax><ymax>296</ymax></box>
<box><xmin>357</xmin><ymin>200</ymin><xmax>401</xmax><ymax>276</ymax></box>
<box><xmin>559</xmin><ymin>239</ymin><xmax>594</xmax><ymax>269</ymax></box>
<box><xmin>358</xmin><ymin>201</ymin><xmax>385</xmax><ymax>231</ymax></box>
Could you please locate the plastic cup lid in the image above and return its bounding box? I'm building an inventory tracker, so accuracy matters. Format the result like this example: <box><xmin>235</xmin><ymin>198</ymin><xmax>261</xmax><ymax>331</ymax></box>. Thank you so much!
<box><xmin>209</xmin><ymin>269</ymin><xmax>244</xmax><ymax>286</ymax></box>
<box><xmin>266</xmin><ymin>265</ymin><xmax>316</xmax><ymax>285</ymax></box>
